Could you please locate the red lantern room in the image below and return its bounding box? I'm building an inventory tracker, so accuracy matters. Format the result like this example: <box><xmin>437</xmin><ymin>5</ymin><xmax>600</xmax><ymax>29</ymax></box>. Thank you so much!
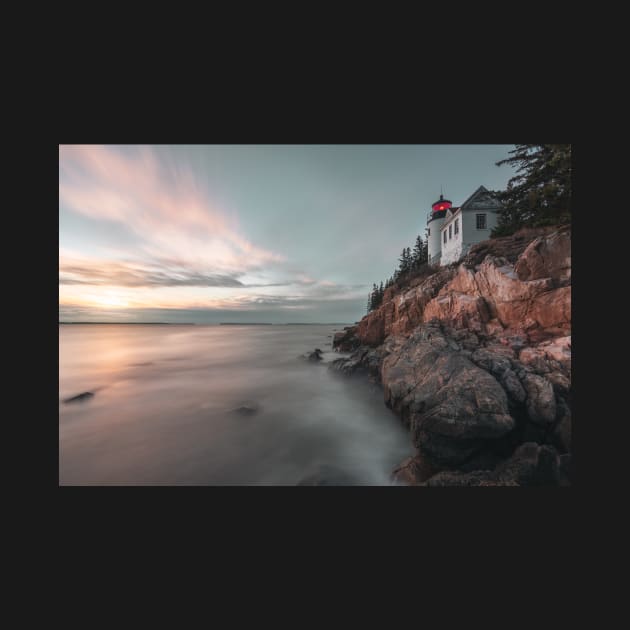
<box><xmin>431</xmin><ymin>193</ymin><xmax>452</xmax><ymax>214</ymax></box>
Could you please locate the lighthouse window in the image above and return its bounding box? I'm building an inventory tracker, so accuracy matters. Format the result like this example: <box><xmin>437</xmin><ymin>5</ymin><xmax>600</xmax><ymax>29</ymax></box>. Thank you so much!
<box><xmin>454</xmin><ymin>219</ymin><xmax>459</xmax><ymax>235</ymax></box>
<box><xmin>443</xmin><ymin>231</ymin><xmax>447</xmax><ymax>244</ymax></box>
<box><xmin>476</xmin><ymin>214</ymin><xmax>487</xmax><ymax>230</ymax></box>
<box><xmin>449</xmin><ymin>225</ymin><xmax>452</xmax><ymax>240</ymax></box>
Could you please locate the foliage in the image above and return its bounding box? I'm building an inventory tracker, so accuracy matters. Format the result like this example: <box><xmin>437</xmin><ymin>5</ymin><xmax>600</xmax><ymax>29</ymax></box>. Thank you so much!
<box><xmin>367</xmin><ymin>234</ymin><xmax>430</xmax><ymax>312</ymax></box>
<box><xmin>492</xmin><ymin>144</ymin><xmax>571</xmax><ymax>237</ymax></box>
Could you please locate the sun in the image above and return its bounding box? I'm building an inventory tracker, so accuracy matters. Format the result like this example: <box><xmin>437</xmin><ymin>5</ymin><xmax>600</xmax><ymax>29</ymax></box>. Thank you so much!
<box><xmin>92</xmin><ymin>293</ymin><xmax>131</xmax><ymax>308</ymax></box>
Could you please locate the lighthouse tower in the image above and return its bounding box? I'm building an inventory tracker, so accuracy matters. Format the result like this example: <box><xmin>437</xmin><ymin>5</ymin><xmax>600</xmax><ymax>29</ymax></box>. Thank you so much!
<box><xmin>426</xmin><ymin>193</ymin><xmax>452</xmax><ymax>265</ymax></box>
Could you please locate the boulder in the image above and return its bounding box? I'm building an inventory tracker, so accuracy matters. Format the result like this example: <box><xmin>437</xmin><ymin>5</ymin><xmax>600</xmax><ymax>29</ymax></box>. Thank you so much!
<box><xmin>302</xmin><ymin>348</ymin><xmax>323</xmax><ymax>362</ymax></box>
<box><xmin>500</xmin><ymin>369</ymin><xmax>527</xmax><ymax>403</ymax></box>
<box><xmin>423</xmin><ymin>442</ymin><xmax>561</xmax><ymax>486</ymax></box>
<box><xmin>470</xmin><ymin>348</ymin><xmax>512</xmax><ymax>377</ymax></box>
<box><xmin>514</xmin><ymin>227</ymin><xmax>571</xmax><ymax>283</ymax></box>
<box><xmin>381</xmin><ymin>325</ymin><xmax>515</xmax><ymax>467</ymax></box>
<box><xmin>522</xmin><ymin>373</ymin><xmax>556</xmax><ymax>425</ymax></box>
<box><xmin>329</xmin><ymin>356</ymin><xmax>363</xmax><ymax>376</ymax></box>
<box><xmin>493</xmin><ymin>442</ymin><xmax>560</xmax><ymax>485</ymax></box>
<box><xmin>391</xmin><ymin>454</ymin><xmax>438</xmax><ymax>485</ymax></box>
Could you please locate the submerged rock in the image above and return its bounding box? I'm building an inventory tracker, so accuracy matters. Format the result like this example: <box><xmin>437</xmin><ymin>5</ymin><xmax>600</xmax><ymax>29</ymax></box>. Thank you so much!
<box><xmin>231</xmin><ymin>403</ymin><xmax>260</xmax><ymax>416</ymax></box>
<box><xmin>302</xmin><ymin>348</ymin><xmax>323</xmax><ymax>362</ymax></box>
<box><xmin>329</xmin><ymin>356</ymin><xmax>363</xmax><ymax>375</ymax></box>
<box><xmin>297</xmin><ymin>465</ymin><xmax>362</xmax><ymax>486</ymax></box>
<box><xmin>62</xmin><ymin>391</ymin><xmax>95</xmax><ymax>404</ymax></box>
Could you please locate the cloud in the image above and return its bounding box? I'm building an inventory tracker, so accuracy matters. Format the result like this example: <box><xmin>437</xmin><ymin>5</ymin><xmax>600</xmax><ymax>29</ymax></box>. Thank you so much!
<box><xmin>60</xmin><ymin>263</ymin><xmax>245</xmax><ymax>288</ymax></box>
<box><xmin>59</xmin><ymin>145</ymin><xmax>285</xmax><ymax>273</ymax></box>
<box><xmin>59</xmin><ymin>252</ymin><xmax>294</xmax><ymax>289</ymax></box>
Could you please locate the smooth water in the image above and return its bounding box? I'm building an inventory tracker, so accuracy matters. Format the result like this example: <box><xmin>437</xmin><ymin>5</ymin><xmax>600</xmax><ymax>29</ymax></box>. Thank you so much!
<box><xmin>59</xmin><ymin>324</ymin><xmax>413</xmax><ymax>485</ymax></box>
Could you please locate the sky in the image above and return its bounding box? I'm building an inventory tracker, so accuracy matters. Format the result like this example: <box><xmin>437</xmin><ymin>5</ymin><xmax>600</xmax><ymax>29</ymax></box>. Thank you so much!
<box><xmin>59</xmin><ymin>144</ymin><xmax>516</xmax><ymax>323</ymax></box>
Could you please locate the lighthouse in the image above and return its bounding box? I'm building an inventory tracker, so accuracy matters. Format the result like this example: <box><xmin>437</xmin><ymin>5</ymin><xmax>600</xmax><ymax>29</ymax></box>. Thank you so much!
<box><xmin>426</xmin><ymin>193</ymin><xmax>452</xmax><ymax>265</ymax></box>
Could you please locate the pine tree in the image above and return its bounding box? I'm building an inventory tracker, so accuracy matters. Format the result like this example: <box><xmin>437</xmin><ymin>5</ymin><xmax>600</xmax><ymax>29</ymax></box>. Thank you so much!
<box><xmin>369</xmin><ymin>283</ymin><xmax>378</xmax><ymax>311</ymax></box>
<box><xmin>412</xmin><ymin>235</ymin><xmax>427</xmax><ymax>269</ymax></box>
<box><xmin>399</xmin><ymin>247</ymin><xmax>412</xmax><ymax>276</ymax></box>
<box><xmin>397</xmin><ymin>248</ymin><xmax>407</xmax><ymax>276</ymax></box>
<box><xmin>493</xmin><ymin>144</ymin><xmax>571</xmax><ymax>236</ymax></box>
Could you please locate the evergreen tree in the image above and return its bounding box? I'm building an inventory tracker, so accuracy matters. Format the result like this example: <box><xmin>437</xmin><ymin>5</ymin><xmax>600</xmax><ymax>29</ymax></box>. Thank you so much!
<box><xmin>399</xmin><ymin>247</ymin><xmax>412</xmax><ymax>275</ymax></box>
<box><xmin>493</xmin><ymin>144</ymin><xmax>571</xmax><ymax>236</ymax></box>
<box><xmin>412</xmin><ymin>235</ymin><xmax>427</xmax><ymax>268</ymax></box>
<box><xmin>369</xmin><ymin>283</ymin><xmax>378</xmax><ymax>311</ymax></box>
<box><xmin>397</xmin><ymin>248</ymin><xmax>407</xmax><ymax>276</ymax></box>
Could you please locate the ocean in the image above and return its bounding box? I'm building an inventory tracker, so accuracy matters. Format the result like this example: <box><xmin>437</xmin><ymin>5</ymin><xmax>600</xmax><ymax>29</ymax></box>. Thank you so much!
<box><xmin>59</xmin><ymin>324</ymin><xmax>413</xmax><ymax>485</ymax></box>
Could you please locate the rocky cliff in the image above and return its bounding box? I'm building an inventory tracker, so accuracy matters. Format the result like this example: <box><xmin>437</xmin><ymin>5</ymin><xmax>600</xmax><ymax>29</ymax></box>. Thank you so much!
<box><xmin>332</xmin><ymin>226</ymin><xmax>571</xmax><ymax>486</ymax></box>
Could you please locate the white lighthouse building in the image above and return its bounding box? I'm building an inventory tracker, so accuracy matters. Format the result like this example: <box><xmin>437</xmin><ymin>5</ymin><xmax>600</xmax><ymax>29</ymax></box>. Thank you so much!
<box><xmin>426</xmin><ymin>185</ymin><xmax>501</xmax><ymax>266</ymax></box>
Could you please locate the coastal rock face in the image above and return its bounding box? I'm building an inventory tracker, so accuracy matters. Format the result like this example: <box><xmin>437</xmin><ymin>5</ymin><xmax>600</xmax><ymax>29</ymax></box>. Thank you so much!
<box><xmin>381</xmin><ymin>324</ymin><xmax>515</xmax><ymax>466</ymax></box>
<box><xmin>332</xmin><ymin>327</ymin><xmax>360</xmax><ymax>352</ymax></box>
<box><xmin>354</xmin><ymin>268</ymin><xmax>456</xmax><ymax>347</ymax></box>
<box><xmin>514</xmin><ymin>228</ymin><xmax>571</xmax><ymax>282</ymax></box>
<box><xmin>353</xmin><ymin>226</ymin><xmax>571</xmax><ymax>349</ymax></box>
<box><xmin>332</xmin><ymin>227</ymin><xmax>571</xmax><ymax>486</ymax></box>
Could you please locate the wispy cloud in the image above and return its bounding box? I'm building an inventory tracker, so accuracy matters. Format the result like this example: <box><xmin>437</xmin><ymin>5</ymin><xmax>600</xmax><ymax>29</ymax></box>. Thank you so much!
<box><xmin>59</xmin><ymin>145</ymin><xmax>285</xmax><ymax>273</ymax></box>
<box><xmin>59</xmin><ymin>253</ymin><xmax>288</xmax><ymax>289</ymax></box>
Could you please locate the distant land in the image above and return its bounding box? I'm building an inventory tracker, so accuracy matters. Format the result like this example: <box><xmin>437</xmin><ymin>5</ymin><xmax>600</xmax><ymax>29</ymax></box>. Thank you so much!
<box><xmin>221</xmin><ymin>322</ymin><xmax>350</xmax><ymax>326</ymax></box>
<box><xmin>219</xmin><ymin>322</ymin><xmax>272</xmax><ymax>325</ymax></box>
<box><xmin>59</xmin><ymin>322</ymin><xmax>195</xmax><ymax>325</ymax></box>
<box><xmin>59</xmin><ymin>321</ymin><xmax>351</xmax><ymax>326</ymax></box>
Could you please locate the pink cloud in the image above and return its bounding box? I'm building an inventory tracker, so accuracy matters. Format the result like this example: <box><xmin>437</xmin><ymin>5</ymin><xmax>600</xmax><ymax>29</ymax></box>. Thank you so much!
<box><xmin>59</xmin><ymin>145</ymin><xmax>285</xmax><ymax>272</ymax></box>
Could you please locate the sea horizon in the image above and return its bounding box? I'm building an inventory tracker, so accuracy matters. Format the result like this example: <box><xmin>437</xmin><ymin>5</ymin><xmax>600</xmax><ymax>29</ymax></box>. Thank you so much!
<box><xmin>59</xmin><ymin>321</ymin><xmax>355</xmax><ymax>326</ymax></box>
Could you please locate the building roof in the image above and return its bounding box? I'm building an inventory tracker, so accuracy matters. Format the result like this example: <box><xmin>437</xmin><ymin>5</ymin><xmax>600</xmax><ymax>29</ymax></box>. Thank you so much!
<box><xmin>459</xmin><ymin>185</ymin><xmax>500</xmax><ymax>211</ymax></box>
<box><xmin>439</xmin><ymin>186</ymin><xmax>500</xmax><ymax>232</ymax></box>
